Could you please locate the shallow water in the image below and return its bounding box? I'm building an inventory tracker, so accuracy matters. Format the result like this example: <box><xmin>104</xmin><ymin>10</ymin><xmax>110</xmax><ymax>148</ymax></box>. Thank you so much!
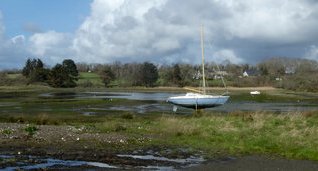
<box><xmin>40</xmin><ymin>92</ymin><xmax>179</xmax><ymax>101</ymax></box>
<box><xmin>1</xmin><ymin>92</ymin><xmax>318</xmax><ymax>115</ymax></box>
<box><xmin>0</xmin><ymin>154</ymin><xmax>204</xmax><ymax>170</ymax></box>
<box><xmin>2</xmin><ymin>154</ymin><xmax>318</xmax><ymax>171</ymax></box>
<box><xmin>7</xmin><ymin>91</ymin><xmax>315</xmax><ymax>114</ymax></box>
<box><xmin>0</xmin><ymin>155</ymin><xmax>117</xmax><ymax>170</ymax></box>
<box><xmin>117</xmin><ymin>154</ymin><xmax>205</xmax><ymax>164</ymax></box>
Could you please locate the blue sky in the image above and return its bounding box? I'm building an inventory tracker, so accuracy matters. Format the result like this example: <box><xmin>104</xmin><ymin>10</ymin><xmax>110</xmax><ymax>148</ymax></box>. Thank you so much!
<box><xmin>1</xmin><ymin>0</ymin><xmax>318</xmax><ymax>69</ymax></box>
<box><xmin>0</xmin><ymin>0</ymin><xmax>91</xmax><ymax>37</ymax></box>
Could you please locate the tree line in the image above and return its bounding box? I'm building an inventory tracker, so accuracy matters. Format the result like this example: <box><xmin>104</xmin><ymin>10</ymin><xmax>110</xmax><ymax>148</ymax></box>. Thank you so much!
<box><xmin>1</xmin><ymin>57</ymin><xmax>318</xmax><ymax>92</ymax></box>
<box><xmin>22</xmin><ymin>58</ymin><xmax>79</xmax><ymax>88</ymax></box>
<box><xmin>77</xmin><ymin>57</ymin><xmax>318</xmax><ymax>92</ymax></box>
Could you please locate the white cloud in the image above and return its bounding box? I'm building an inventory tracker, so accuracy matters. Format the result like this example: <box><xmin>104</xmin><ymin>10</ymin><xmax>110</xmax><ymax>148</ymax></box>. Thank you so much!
<box><xmin>222</xmin><ymin>0</ymin><xmax>317</xmax><ymax>43</ymax></box>
<box><xmin>70</xmin><ymin>0</ymin><xmax>318</xmax><ymax>65</ymax></box>
<box><xmin>11</xmin><ymin>35</ymin><xmax>25</xmax><ymax>45</ymax></box>
<box><xmin>28</xmin><ymin>31</ymin><xmax>73</xmax><ymax>65</ymax></box>
<box><xmin>213</xmin><ymin>49</ymin><xmax>244</xmax><ymax>64</ymax></box>
<box><xmin>3</xmin><ymin>0</ymin><xmax>318</xmax><ymax>69</ymax></box>
<box><xmin>72</xmin><ymin>0</ymin><xmax>170</xmax><ymax>63</ymax></box>
<box><xmin>304</xmin><ymin>45</ymin><xmax>318</xmax><ymax>60</ymax></box>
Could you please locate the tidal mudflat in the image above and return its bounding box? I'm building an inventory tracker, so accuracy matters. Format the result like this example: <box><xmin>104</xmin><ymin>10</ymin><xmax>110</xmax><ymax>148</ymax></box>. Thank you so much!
<box><xmin>1</xmin><ymin>87</ymin><xmax>318</xmax><ymax>170</ymax></box>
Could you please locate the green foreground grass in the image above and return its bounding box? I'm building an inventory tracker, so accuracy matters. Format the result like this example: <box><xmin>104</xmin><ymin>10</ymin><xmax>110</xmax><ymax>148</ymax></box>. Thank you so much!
<box><xmin>93</xmin><ymin>112</ymin><xmax>318</xmax><ymax>160</ymax></box>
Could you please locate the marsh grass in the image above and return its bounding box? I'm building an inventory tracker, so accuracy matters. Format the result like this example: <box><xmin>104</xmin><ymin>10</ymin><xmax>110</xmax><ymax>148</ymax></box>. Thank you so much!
<box><xmin>24</xmin><ymin>124</ymin><xmax>38</xmax><ymax>136</ymax></box>
<box><xmin>1</xmin><ymin>129</ymin><xmax>13</xmax><ymax>135</ymax></box>
<box><xmin>91</xmin><ymin>111</ymin><xmax>318</xmax><ymax>160</ymax></box>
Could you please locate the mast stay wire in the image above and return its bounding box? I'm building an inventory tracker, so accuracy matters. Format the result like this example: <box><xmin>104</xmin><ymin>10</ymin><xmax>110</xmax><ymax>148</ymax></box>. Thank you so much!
<box><xmin>206</xmin><ymin>39</ymin><xmax>229</xmax><ymax>95</ymax></box>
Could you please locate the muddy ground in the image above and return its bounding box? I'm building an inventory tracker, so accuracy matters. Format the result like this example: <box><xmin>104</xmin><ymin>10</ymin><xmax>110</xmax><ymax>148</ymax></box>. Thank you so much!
<box><xmin>1</xmin><ymin>123</ymin><xmax>318</xmax><ymax>170</ymax></box>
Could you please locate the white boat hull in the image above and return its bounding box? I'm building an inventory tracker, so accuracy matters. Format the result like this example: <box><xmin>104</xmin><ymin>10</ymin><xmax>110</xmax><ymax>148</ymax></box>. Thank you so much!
<box><xmin>167</xmin><ymin>93</ymin><xmax>229</xmax><ymax>109</ymax></box>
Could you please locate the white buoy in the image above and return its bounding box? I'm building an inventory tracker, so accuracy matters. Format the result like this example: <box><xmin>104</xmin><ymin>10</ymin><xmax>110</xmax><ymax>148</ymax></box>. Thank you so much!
<box><xmin>250</xmin><ymin>91</ymin><xmax>261</xmax><ymax>95</ymax></box>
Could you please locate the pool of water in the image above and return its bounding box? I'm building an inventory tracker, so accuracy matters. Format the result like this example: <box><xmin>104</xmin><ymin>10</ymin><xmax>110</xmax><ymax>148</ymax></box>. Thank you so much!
<box><xmin>40</xmin><ymin>92</ymin><xmax>179</xmax><ymax>101</ymax></box>
<box><xmin>1</xmin><ymin>92</ymin><xmax>317</xmax><ymax>115</ymax></box>
<box><xmin>40</xmin><ymin>91</ymin><xmax>318</xmax><ymax>113</ymax></box>
<box><xmin>0</xmin><ymin>155</ymin><xmax>117</xmax><ymax>170</ymax></box>
<box><xmin>0</xmin><ymin>154</ymin><xmax>204</xmax><ymax>170</ymax></box>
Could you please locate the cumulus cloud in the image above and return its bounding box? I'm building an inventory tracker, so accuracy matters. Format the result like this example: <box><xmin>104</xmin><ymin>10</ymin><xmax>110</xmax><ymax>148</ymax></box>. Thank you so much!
<box><xmin>222</xmin><ymin>1</ymin><xmax>317</xmax><ymax>42</ymax></box>
<box><xmin>70</xmin><ymin>0</ymin><xmax>318</xmax><ymax>65</ymax></box>
<box><xmin>11</xmin><ymin>35</ymin><xmax>25</xmax><ymax>45</ymax></box>
<box><xmin>72</xmin><ymin>0</ymin><xmax>171</xmax><ymax>63</ymax></box>
<box><xmin>28</xmin><ymin>31</ymin><xmax>73</xmax><ymax>65</ymax></box>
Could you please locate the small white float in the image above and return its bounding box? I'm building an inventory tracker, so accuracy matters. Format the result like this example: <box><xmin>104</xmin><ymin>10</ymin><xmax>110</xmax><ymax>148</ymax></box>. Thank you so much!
<box><xmin>250</xmin><ymin>91</ymin><xmax>261</xmax><ymax>95</ymax></box>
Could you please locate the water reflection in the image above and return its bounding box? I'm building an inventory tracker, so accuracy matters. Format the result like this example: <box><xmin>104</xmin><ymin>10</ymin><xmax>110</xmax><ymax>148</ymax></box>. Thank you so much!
<box><xmin>0</xmin><ymin>154</ymin><xmax>204</xmax><ymax>170</ymax></box>
<box><xmin>40</xmin><ymin>92</ymin><xmax>179</xmax><ymax>101</ymax></box>
<box><xmin>0</xmin><ymin>155</ymin><xmax>117</xmax><ymax>170</ymax></box>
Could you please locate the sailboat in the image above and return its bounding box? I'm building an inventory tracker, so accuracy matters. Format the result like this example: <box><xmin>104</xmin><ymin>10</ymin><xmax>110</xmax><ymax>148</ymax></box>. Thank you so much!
<box><xmin>167</xmin><ymin>26</ymin><xmax>229</xmax><ymax>111</ymax></box>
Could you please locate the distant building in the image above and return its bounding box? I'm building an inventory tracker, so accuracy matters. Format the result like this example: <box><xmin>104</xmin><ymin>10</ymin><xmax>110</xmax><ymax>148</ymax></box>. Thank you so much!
<box><xmin>243</xmin><ymin>71</ymin><xmax>249</xmax><ymax>77</ymax></box>
<box><xmin>275</xmin><ymin>77</ymin><xmax>282</xmax><ymax>81</ymax></box>
<box><xmin>193</xmin><ymin>70</ymin><xmax>201</xmax><ymax>80</ymax></box>
<box><xmin>193</xmin><ymin>70</ymin><xmax>228</xmax><ymax>80</ymax></box>
<box><xmin>243</xmin><ymin>69</ymin><xmax>260</xmax><ymax>77</ymax></box>
<box><xmin>285</xmin><ymin>67</ymin><xmax>296</xmax><ymax>75</ymax></box>
<box><xmin>211</xmin><ymin>71</ymin><xmax>228</xmax><ymax>79</ymax></box>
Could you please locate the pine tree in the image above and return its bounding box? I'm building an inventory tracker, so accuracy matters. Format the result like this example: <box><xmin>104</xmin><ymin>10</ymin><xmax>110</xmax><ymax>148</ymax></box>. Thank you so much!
<box><xmin>22</xmin><ymin>58</ymin><xmax>48</xmax><ymax>83</ymax></box>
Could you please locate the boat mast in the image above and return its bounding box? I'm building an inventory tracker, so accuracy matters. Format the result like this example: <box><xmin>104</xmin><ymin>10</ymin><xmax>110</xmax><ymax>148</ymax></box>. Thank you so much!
<box><xmin>201</xmin><ymin>25</ymin><xmax>206</xmax><ymax>95</ymax></box>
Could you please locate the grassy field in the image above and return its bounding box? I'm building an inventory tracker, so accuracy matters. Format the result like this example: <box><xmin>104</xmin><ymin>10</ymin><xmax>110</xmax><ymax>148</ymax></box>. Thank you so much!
<box><xmin>77</xmin><ymin>72</ymin><xmax>104</xmax><ymax>87</ymax></box>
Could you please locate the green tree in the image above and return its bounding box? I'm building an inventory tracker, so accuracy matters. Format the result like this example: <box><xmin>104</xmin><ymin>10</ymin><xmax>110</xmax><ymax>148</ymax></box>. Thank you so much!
<box><xmin>48</xmin><ymin>60</ymin><xmax>78</xmax><ymax>88</ymax></box>
<box><xmin>100</xmin><ymin>66</ymin><xmax>115</xmax><ymax>87</ymax></box>
<box><xmin>22</xmin><ymin>58</ymin><xmax>48</xmax><ymax>83</ymax></box>
<box><xmin>140</xmin><ymin>62</ymin><xmax>158</xmax><ymax>87</ymax></box>
<box><xmin>62</xmin><ymin>59</ymin><xmax>79</xmax><ymax>87</ymax></box>
<box><xmin>258</xmin><ymin>63</ymin><xmax>269</xmax><ymax>76</ymax></box>
<box><xmin>62</xmin><ymin>59</ymin><xmax>79</xmax><ymax>79</ymax></box>
<box><xmin>22</xmin><ymin>58</ymin><xmax>32</xmax><ymax>77</ymax></box>
<box><xmin>172</xmin><ymin>64</ymin><xmax>183</xmax><ymax>87</ymax></box>
<box><xmin>48</xmin><ymin>64</ymin><xmax>67</xmax><ymax>88</ymax></box>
